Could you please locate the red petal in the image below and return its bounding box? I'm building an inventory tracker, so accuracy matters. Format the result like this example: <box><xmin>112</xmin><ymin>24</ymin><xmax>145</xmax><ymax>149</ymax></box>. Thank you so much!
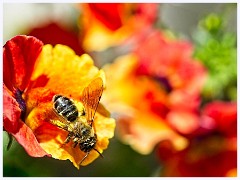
<box><xmin>202</xmin><ymin>101</ymin><xmax>237</xmax><ymax>135</ymax></box>
<box><xmin>167</xmin><ymin>111</ymin><xmax>200</xmax><ymax>134</ymax></box>
<box><xmin>3</xmin><ymin>84</ymin><xmax>21</xmax><ymax>133</ymax></box>
<box><xmin>3</xmin><ymin>35</ymin><xmax>43</xmax><ymax>91</ymax></box>
<box><xmin>28</xmin><ymin>74</ymin><xmax>49</xmax><ymax>89</ymax></box>
<box><xmin>4</xmin><ymin>84</ymin><xmax>49</xmax><ymax>157</ymax></box>
<box><xmin>135</xmin><ymin>4</ymin><xmax>158</xmax><ymax>25</ymax></box>
<box><xmin>12</xmin><ymin>120</ymin><xmax>50</xmax><ymax>157</ymax></box>
<box><xmin>28</xmin><ymin>22</ymin><xmax>84</xmax><ymax>56</ymax></box>
<box><xmin>88</xmin><ymin>3</ymin><xmax>123</xmax><ymax>31</ymax></box>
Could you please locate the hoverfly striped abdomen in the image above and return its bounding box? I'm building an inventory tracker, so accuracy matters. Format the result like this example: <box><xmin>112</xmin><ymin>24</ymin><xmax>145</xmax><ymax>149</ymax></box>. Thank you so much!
<box><xmin>53</xmin><ymin>95</ymin><xmax>79</xmax><ymax>122</ymax></box>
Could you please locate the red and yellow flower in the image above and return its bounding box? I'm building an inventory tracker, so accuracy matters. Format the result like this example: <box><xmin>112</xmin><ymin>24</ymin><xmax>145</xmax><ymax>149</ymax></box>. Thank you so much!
<box><xmin>3</xmin><ymin>35</ymin><xmax>115</xmax><ymax>169</ymax></box>
<box><xmin>101</xmin><ymin>30</ymin><xmax>207</xmax><ymax>154</ymax></box>
<box><xmin>79</xmin><ymin>3</ymin><xmax>158</xmax><ymax>51</ymax></box>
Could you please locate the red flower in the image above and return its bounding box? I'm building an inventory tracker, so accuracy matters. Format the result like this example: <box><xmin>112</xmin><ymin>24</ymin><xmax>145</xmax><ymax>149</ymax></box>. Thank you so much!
<box><xmin>3</xmin><ymin>35</ymin><xmax>49</xmax><ymax>157</ymax></box>
<box><xmin>157</xmin><ymin>101</ymin><xmax>237</xmax><ymax>177</ymax></box>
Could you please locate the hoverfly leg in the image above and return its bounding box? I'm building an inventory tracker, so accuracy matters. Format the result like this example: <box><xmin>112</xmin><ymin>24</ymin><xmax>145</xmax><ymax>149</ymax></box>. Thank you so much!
<box><xmin>64</xmin><ymin>135</ymin><xmax>71</xmax><ymax>144</ymax></box>
<box><xmin>6</xmin><ymin>132</ymin><xmax>13</xmax><ymax>151</ymax></box>
<box><xmin>94</xmin><ymin>148</ymin><xmax>104</xmax><ymax>158</ymax></box>
<box><xmin>73</xmin><ymin>141</ymin><xmax>78</xmax><ymax>148</ymax></box>
<box><xmin>79</xmin><ymin>152</ymin><xmax>90</xmax><ymax>166</ymax></box>
<box><xmin>60</xmin><ymin>133</ymin><xmax>72</xmax><ymax>148</ymax></box>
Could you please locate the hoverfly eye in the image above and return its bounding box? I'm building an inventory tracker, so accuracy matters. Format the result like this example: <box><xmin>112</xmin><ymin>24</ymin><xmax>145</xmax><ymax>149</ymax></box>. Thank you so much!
<box><xmin>82</xmin><ymin>128</ymin><xmax>89</xmax><ymax>136</ymax></box>
<box><xmin>82</xmin><ymin>129</ymin><xmax>86</xmax><ymax>135</ymax></box>
<box><xmin>53</xmin><ymin>95</ymin><xmax>62</xmax><ymax>102</ymax></box>
<box><xmin>82</xmin><ymin>110</ymin><xmax>86</xmax><ymax>116</ymax></box>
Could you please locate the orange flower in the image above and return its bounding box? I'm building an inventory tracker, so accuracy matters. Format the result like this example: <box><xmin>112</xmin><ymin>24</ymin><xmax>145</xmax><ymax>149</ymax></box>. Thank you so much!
<box><xmin>79</xmin><ymin>3</ymin><xmax>158</xmax><ymax>51</ymax></box>
<box><xmin>102</xmin><ymin>54</ymin><xmax>188</xmax><ymax>154</ymax></box>
<box><xmin>3</xmin><ymin>35</ymin><xmax>115</xmax><ymax>169</ymax></box>
<box><xmin>101</xmin><ymin>30</ymin><xmax>207</xmax><ymax>154</ymax></box>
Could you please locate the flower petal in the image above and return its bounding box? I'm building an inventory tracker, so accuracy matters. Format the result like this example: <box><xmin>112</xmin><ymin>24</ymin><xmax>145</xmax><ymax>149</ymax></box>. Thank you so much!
<box><xmin>4</xmin><ymin>85</ymin><xmax>49</xmax><ymax>158</ymax></box>
<box><xmin>3</xmin><ymin>35</ymin><xmax>43</xmax><ymax>91</ymax></box>
<box><xmin>30</xmin><ymin>45</ymin><xmax>105</xmax><ymax>100</ymax></box>
<box><xmin>3</xmin><ymin>84</ymin><xmax>21</xmax><ymax>133</ymax></box>
<box><xmin>80</xmin><ymin>3</ymin><xmax>158</xmax><ymax>51</ymax></box>
<box><xmin>87</xmin><ymin>3</ymin><xmax>123</xmax><ymax>31</ymax></box>
<box><xmin>12</xmin><ymin>120</ymin><xmax>50</xmax><ymax>157</ymax></box>
<box><xmin>117</xmin><ymin>111</ymin><xmax>188</xmax><ymax>154</ymax></box>
<box><xmin>167</xmin><ymin>111</ymin><xmax>200</xmax><ymax>134</ymax></box>
<box><xmin>28</xmin><ymin>22</ymin><xmax>84</xmax><ymax>55</ymax></box>
<box><xmin>135</xmin><ymin>30</ymin><xmax>207</xmax><ymax>94</ymax></box>
<box><xmin>202</xmin><ymin>101</ymin><xmax>237</xmax><ymax>136</ymax></box>
<box><xmin>102</xmin><ymin>54</ymin><xmax>188</xmax><ymax>154</ymax></box>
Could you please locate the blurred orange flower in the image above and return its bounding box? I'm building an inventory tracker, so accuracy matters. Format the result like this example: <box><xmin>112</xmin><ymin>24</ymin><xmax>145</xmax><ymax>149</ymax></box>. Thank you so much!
<box><xmin>79</xmin><ymin>3</ymin><xmax>158</xmax><ymax>51</ymax></box>
<box><xmin>3</xmin><ymin>35</ymin><xmax>115</xmax><ymax>169</ymax></box>
<box><xmin>101</xmin><ymin>30</ymin><xmax>207</xmax><ymax>155</ymax></box>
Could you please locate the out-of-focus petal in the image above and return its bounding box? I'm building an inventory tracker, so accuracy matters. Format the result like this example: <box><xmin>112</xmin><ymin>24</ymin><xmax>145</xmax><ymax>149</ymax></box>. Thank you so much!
<box><xmin>117</xmin><ymin>111</ymin><xmax>188</xmax><ymax>154</ymax></box>
<box><xmin>167</xmin><ymin>111</ymin><xmax>200</xmax><ymax>134</ymax></box>
<box><xmin>28</xmin><ymin>22</ymin><xmax>84</xmax><ymax>56</ymax></box>
<box><xmin>3</xmin><ymin>35</ymin><xmax>43</xmax><ymax>91</ymax></box>
<box><xmin>80</xmin><ymin>3</ymin><xmax>158</xmax><ymax>51</ymax></box>
<box><xmin>202</xmin><ymin>101</ymin><xmax>237</xmax><ymax>136</ymax></box>
<box><xmin>87</xmin><ymin>3</ymin><xmax>123</xmax><ymax>31</ymax></box>
<box><xmin>157</xmin><ymin>135</ymin><xmax>237</xmax><ymax>177</ymax></box>
<box><xmin>135</xmin><ymin>30</ymin><xmax>207</xmax><ymax>94</ymax></box>
<box><xmin>168</xmin><ymin>90</ymin><xmax>201</xmax><ymax>111</ymax></box>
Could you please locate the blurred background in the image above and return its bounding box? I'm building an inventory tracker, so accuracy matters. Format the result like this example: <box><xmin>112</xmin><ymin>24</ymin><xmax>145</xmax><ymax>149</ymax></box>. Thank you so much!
<box><xmin>3</xmin><ymin>3</ymin><xmax>237</xmax><ymax>177</ymax></box>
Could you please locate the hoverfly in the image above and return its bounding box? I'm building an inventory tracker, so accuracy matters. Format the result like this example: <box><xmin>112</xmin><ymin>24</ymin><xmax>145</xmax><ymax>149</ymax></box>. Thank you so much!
<box><xmin>50</xmin><ymin>77</ymin><xmax>104</xmax><ymax>165</ymax></box>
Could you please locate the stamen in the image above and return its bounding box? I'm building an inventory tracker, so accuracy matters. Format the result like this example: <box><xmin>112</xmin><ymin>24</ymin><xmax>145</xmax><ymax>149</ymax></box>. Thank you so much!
<box><xmin>14</xmin><ymin>88</ymin><xmax>26</xmax><ymax>120</ymax></box>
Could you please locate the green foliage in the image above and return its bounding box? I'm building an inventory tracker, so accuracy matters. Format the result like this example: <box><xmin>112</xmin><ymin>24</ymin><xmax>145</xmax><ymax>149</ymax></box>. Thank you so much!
<box><xmin>193</xmin><ymin>13</ymin><xmax>237</xmax><ymax>101</ymax></box>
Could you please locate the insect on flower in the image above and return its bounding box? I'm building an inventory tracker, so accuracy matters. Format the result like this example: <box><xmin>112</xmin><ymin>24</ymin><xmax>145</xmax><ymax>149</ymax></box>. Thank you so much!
<box><xmin>50</xmin><ymin>77</ymin><xmax>104</xmax><ymax>165</ymax></box>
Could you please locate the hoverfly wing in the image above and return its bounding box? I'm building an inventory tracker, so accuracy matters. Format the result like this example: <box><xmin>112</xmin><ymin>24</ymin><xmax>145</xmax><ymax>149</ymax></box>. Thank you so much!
<box><xmin>80</xmin><ymin>77</ymin><xmax>103</xmax><ymax>126</ymax></box>
<box><xmin>50</xmin><ymin>110</ymin><xmax>72</xmax><ymax>131</ymax></box>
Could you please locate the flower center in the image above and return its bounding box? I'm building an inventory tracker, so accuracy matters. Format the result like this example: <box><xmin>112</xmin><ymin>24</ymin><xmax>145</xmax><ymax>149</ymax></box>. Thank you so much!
<box><xmin>14</xmin><ymin>88</ymin><xmax>26</xmax><ymax>121</ymax></box>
